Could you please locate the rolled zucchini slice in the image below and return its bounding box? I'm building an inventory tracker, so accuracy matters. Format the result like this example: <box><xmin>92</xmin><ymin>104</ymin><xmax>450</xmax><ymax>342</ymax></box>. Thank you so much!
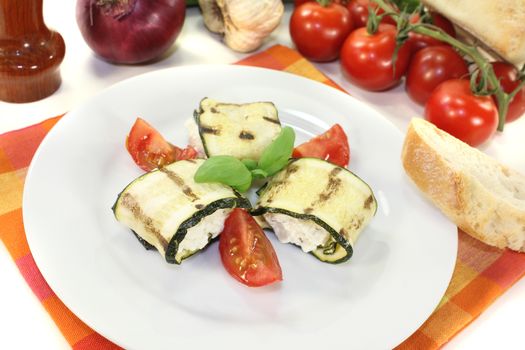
<box><xmin>113</xmin><ymin>159</ymin><xmax>251</xmax><ymax>264</ymax></box>
<box><xmin>192</xmin><ymin>97</ymin><xmax>282</xmax><ymax>160</ymax></box>
<box><xmin>253</xmin><ymin>158</ymin><xmax>377</xmax><ymax>263</ymax></box>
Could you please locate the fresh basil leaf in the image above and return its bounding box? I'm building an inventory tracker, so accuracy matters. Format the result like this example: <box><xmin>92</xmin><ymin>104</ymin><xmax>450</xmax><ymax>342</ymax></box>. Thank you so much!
<box><xmin>241</xmin><ymin>159</ymin><xmax>258</xmax><ymax>171</ymax></box>
<box><xmin>251</xmin><ymin>168</ymin><xmax>268</xmax><ymax>179</ymax></box>
<box><xmin>194</xmin><ymin>156</ymin><xmax>252</xmax><ymax>192</ymax></box>
<box><xmin>258</xmin><ymin>126</ymin><xmax>295</xmax><ymax>176</ymax></box>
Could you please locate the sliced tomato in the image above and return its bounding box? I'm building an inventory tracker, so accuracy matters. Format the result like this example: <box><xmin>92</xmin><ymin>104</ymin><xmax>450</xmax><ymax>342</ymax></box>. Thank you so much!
<box><xmin>126</xmin><ymin>117</ymin><xmax>197</xmax><ymax>172</ymax></box>
<box><xmin>219</xmin><ymin>209</ymin><xmax>282</xmax><ymax>287</ymax></box>
<box><xmin>292</xmin><ymin>124</ymin><xmax>350</xmax><ymax>167</ymax></box>
<box><xmin>173</xmin><ymin>145</ymin><xmax>198</xmax><ymax>162</ymax></box>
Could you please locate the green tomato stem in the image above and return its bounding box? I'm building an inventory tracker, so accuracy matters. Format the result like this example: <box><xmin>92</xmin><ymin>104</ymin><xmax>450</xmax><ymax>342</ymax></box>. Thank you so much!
<box><xmin>372</xmin><ymin>0</ymin><xmax>523</xmax><ymax>132</ymax></box>
<box><xmin>317</xmin><ymin>0</ymin><xmax>331</xmax><ymax>7</ymax></box>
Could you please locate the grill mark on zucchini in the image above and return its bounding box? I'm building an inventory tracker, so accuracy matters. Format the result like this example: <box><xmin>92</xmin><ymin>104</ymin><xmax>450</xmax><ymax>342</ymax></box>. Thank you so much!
<box><xmin>210</xmin><ymin>107</ymin><xmax>218</xmax><ymax>113</ymax></box>
<box><xmin>263</xmin><ymin>164</ymin><xmax>300</xmax><ymax>202</ymax></box>
<box><xmin>350</xmin><ymin>216</ymin><xmax>364</xmax><ymax>230</ymax></box>
<box><xmin>263</xmin><ymin>116</ymin><xmax>280</xmax><ymax>125</ymax></box>
<box><xmin>120</xmin><ymin>193</ymin><xmax>168</xmax><ymax>249</ymax></box>
<box><xmin>264</xmin><ymin>180</ymin><xmax>286</xmax><ymax>203</ymax></box>
<box><xmin>200</xmin><ymin>125</ymin><xmax>220</xmax><ymax>135</ymax></box>
<box><xmin>309</xmin><ymin>167</ymin><xmax>343</xmax><ymax>207</ymax></box>
<box><xmin>364</xmin><ymin>195</ymin><xmax>374</xmax><ymax>209</ymax></box>
<box><xmin>239</xmin><ymin>130</ymin><xmax>255</xmax><ymax>140</ymax></box>
<box><xmin>286</xmin><ymin>163</ymin><xmax>299</xmax><ymax>175</ymax></box>
<box><xmin>159</xmin><ymin>168</ymin><xmax>199</xmax><ymax>201</ymax></box>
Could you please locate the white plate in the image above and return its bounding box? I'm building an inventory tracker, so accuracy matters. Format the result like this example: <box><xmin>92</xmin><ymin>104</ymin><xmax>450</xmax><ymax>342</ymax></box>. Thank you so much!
<box><xmin>23</xmin><ymin>65</ymin><xmax>457</xmax><ymax>350</ymax></box>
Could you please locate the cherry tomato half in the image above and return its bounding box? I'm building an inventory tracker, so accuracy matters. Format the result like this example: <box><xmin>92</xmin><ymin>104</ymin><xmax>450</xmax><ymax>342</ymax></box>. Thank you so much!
<box><xmin>219</xmin><ymin>209</ymin><xmax>282</xmax><ymax>287</ymax></box>
<box><xmin>340</xmin><ymin>24</ymin><xmax>411</xmax><ymax>91</ymax></box>
<box><xmin>406</xmin><ymin>45</ymin><xmax>469</xmax><ymax>105</ymax></box>
<box><xmin>292</xmin><ymin>124</ymin><xmax>350</xmax><ymax>167</ymax></box>
<box><xmin>290</xmin><ymin>2</ymin><xmax>354</xmax><ymax>62</ymax></box>
<box><xmin>425</xmin><ymin>79</ymin><xmax>498</xmax><ymax>147</ymax></box>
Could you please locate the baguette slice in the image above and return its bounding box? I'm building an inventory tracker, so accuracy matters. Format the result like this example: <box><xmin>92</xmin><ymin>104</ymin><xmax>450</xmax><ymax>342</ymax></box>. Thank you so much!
<box><xmin>422</xmin><ymin>0</ymin><xmax>525</xmax><ymax>66</ymax></box>
<box><xmin>402</xmin><ymin>118</ymin><xmax>525</xmax><ymax>252</ymax></box>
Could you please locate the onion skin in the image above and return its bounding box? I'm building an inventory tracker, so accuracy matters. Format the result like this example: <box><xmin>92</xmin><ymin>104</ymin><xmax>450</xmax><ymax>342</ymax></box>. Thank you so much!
<box><xmin>76</xmin><ymin>0</ymin><xmax>186</xmax><ymax>64</ymax></box>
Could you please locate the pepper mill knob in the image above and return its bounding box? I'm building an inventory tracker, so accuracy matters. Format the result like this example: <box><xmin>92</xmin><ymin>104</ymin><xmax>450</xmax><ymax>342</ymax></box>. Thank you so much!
<box><xmin>0</xmin><ymin>0</ymin><xmax>65</xmax><ymax>103</ymax></box>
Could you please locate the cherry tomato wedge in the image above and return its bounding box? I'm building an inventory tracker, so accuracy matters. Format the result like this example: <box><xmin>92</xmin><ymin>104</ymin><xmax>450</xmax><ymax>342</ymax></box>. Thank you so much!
<box><xmin>219</xmin><ymin>209</ymin><xmax>282</xmax><ymax>287</ymax></box>
<box><xmin>425</xmin><ymin>79</ymin><xmax>498</xmax><ymax>147</ymax></box>
<box><xmin>292</xmin><ymin>124</ymin><xmax>350</xmax><ymax>167</ymax></box>
<box><xmin>174</xmin><ymin>146</ymin><xmax>198</xmax><ymax>162</ymax></box>
<box><xmin>126</xmin><ymin>117</ymin><xmax>197</xmax><ymax>172</ymax></box>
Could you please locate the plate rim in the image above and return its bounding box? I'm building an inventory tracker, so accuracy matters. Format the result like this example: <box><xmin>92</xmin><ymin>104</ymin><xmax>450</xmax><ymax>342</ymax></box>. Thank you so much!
<box><xmin>23</xmin><ymin>64</ymin><xmax>457</xmax><ymax>350</ymax></box>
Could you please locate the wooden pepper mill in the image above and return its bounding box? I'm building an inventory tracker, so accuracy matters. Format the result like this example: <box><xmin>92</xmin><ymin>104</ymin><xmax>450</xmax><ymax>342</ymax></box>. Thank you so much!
<box><xmin>0</xmin><ymin>0</ymin><xmax>65</xmax><ymax>103</ymax></box>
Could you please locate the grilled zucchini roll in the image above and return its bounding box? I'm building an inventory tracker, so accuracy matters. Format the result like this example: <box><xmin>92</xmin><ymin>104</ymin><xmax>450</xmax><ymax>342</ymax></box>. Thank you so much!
<box><xmin>113</xmin><ymin>159</ymin><xmax>251</xmax><ymax>264</ymax></box>
<box><xmin>253</xmin><ymin>158</ymin><xmax>377</xmax><ymax>263</ymax></box>
<box><xmin>188</xmin><ymin>98</ymin><xmax>282</xmax><ymax>160</ymax></box>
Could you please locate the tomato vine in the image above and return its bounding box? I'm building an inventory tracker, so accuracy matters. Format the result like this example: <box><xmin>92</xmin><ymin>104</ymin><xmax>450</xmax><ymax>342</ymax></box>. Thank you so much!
<box><xmin>372</xmin><ymin>0</ymin><xmax>525</xmax><ymax>131</ymax></box>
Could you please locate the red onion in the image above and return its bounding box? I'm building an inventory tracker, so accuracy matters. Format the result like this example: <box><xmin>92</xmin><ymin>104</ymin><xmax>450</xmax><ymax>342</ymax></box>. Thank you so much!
<box><xmin>76</xmin><ymin>0</ymin><xmax>186</xmax><ymax>64</ymax></box>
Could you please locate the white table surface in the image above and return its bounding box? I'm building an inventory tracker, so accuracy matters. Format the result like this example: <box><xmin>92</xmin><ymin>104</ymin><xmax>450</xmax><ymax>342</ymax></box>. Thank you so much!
<box><xmin>1</xmin><ymin>2</ymin><xmax>524</xmax><ymax>349</ymax></box>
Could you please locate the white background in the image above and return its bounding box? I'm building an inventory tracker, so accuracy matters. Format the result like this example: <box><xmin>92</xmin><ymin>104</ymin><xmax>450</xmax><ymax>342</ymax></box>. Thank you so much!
<box><xmin>0</xmin><ymin>2</ymin><xmax>524</xmax><ymax>349</ymax></box>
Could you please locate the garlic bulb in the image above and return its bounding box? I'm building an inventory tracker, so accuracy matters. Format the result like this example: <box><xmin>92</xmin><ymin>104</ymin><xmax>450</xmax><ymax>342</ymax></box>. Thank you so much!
<box><xmin>199</xmin><ymin>0</ymin><xmax>225</xmax><ymax>34</ymax></box>
<box><xmin>199</xmin><ymin>0</ymin><xmax>284</xmax><ymax>53</ymax></box>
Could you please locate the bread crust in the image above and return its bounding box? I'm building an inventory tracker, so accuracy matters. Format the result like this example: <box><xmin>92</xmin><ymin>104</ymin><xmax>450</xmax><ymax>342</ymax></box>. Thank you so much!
<box><xmin>402</xmin><ymin>119</ymin><xmax>525</xmax><ymax>252</ymax></box>
<box><xmin>422</xmin><ymin>0</ymin><xmax>525</xmax><ymax>66</ymax></box>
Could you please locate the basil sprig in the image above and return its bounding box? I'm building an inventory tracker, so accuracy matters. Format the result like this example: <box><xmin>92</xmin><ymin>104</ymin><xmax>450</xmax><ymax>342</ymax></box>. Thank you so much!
<box><xmin>194</xmin><ymin>126</ymin><xmax>295</xmax><ymax>192</ymax></box>
<box><xmin>241</xmin><ymin>158</ymin><xmax>258</xmax><ymax>170</ymax></box>
<box><xmin>194</xmin><ymin>156</ymin><xmax>252</xmax><ymax>193</ymax></box>
<box><xmin>258</xmin><ymin>126</ymin><xmax>295</xmax><ymax>176</ymax></box>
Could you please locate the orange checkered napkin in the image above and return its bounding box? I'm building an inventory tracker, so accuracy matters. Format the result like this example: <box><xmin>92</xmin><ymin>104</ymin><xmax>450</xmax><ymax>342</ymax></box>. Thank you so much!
<box><xmin>1</xmin><ymin>45</ymin><xmax>524</xmax><ymax>350</ymax></box>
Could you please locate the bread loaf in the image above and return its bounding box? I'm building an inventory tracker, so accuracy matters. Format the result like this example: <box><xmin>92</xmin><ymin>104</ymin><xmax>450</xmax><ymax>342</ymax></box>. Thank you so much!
<box><xmin>402</xmin><ymin>118</ymin><xmax>525</xmax><ymax>252</ymax></box>
<box><xmin>422</xmin><ymin>0</ymin><xmax>525</xmax><ymax>66</ymax></box>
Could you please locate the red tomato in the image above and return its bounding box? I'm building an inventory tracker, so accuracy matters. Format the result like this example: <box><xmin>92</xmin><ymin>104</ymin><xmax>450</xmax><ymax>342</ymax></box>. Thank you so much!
<box><xmin>292</xmin><ymin>124</ymin><xmax>350</xmax><ymax>167</ymax></box>
<box><xmin>425</xmin><ymin>80</ymin><xmax>498</xmax><ymax>147</ymax></box>
<box><xmin>491</xmin><ymin>62</ymin><xmax>525</xmax><ymax>123</ymax></box>
<box><xmin>347</xmin><ymin>0</ymin><xmax>396</xmax><ymax>28</ymax></box>
<box><xmin>294</xmin><ymin>0</ymin><xmax>311</xmax><ymax>6</ymax></box>
<box><xmin>408</xmin><ymin>13</ymin><xmax>456</xmax><ymax>53</ymax></box>
<box><xmin>406</xmin><ymin>46</ymin><xmax>469</xmax><ymax>105</ymax></box>
<box><xmin>290</xmin><ymin>2</ymin><xmax>354</xmax><ymax>62</ymax></box>
<box><xmin>126</xmin><ymin>118</ymin><xmax>197</xmax><ymax>172</ymax></box>
<box><xmin>173</xmin><ymin>146</ymin><xmax>198</xmax><ymax>162</ymax></box>
<box><xmin>294</xmin><ymin>0</ymin><xmax>345</xmax><ymax>6</ymax></box>
<box><xmin>219</xmin><ymin>209</ymin><xmax>282</xmax><ymax>287</ymax></box>
<box><xmin>340</xmin><ymin>24</ymin><xmax>411</xmax><ymax>91</ymax></box>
